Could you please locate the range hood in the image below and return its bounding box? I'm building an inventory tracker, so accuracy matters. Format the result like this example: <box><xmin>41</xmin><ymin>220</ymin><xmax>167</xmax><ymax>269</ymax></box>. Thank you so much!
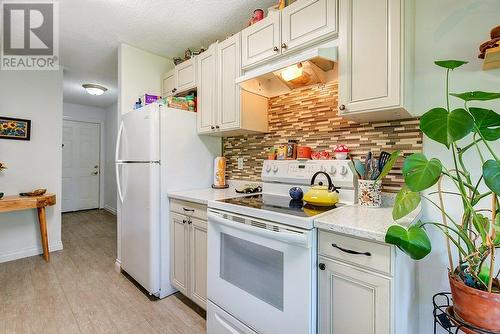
<box><xmin>236</xmin><ymin>40</ymin><xmax>338</xmax><ymax>98</ymax></box>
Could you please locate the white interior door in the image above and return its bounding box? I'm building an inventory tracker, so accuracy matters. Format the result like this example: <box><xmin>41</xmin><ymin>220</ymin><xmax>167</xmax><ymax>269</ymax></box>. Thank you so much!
<box><xmin>62</xmin><ymin>120</ymin><xmax>100</xmax><ymax>212</ymax></box>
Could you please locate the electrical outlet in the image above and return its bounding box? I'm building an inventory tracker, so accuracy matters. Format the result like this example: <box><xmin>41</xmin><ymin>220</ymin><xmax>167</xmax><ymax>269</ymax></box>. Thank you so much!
<box><xmin>237</xmin><ymin>157</ymin><xmax>244</xmax><ymax>170</ymax></box>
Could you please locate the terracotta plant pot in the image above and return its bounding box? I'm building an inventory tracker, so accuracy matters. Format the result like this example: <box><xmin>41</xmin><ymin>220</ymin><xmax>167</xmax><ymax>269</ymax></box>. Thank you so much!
<box><xmin>267</xmin><ymin>153</ymin><xmax>277</xmax><ymax>160</ymax></box>
<box><xmin>449</xmin><ymin>273</ymin><xmax>500</xmax><ymax>332</ymax></box>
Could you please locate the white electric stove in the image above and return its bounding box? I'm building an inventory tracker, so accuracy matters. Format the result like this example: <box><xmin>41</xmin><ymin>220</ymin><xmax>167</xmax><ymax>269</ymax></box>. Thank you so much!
<box><xmin>207</xmin><ymin>160</ymin><xmax>357</xmax><ymax>334</ymax></box>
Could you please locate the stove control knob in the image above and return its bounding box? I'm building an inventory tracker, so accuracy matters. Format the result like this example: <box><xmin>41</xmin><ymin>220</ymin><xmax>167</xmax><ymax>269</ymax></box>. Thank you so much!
<box><xmin>265</xmin><ymin>165</ymin><xmax>272</xmax><ymax>173</ymax></box>
<box><xmin>273</xmin><ymin>165</ymin><xmax>279</xmax><ymax>173</ymax></box>
<box><xmin>330</xmin><ymin>166</ymin><xmax>337</xmax><ymax>174</ymax></box>
<box><xmin>339</xmin><ymin>165</ymin><xmax>348</xmax><ymax>175</ymax></box>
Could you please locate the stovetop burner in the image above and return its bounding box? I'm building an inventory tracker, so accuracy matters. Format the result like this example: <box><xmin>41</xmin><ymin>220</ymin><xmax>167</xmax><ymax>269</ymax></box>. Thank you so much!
<box><xmin>219</xmin><ymin>193</ymin><xmax>344</xmax><ymax>218</ymax></box>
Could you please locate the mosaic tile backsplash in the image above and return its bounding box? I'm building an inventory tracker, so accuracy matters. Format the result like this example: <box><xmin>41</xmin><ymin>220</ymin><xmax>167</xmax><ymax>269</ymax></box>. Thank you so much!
<box><xmin>223</xmin><ymin>82</ymin><xmax>423</xmax><ymax>192</ymax></box>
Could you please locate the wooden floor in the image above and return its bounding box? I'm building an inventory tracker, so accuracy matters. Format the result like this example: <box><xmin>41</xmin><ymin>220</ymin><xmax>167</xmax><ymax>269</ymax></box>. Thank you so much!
<box><xmin>0</xmin><ymin>210</ymin><xmax>206</xmax><ymax>334</ymax></box>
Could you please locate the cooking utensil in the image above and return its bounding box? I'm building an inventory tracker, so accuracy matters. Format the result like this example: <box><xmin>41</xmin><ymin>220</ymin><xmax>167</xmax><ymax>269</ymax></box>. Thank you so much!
<box><xmin>350</xmin><ymin>157</ymin><xmax>364</xmax><ymax>179</ymax></box>
<box><xmin>369</xmin><ymin>159</ymin><xmax>381</xmax><ymax>180</ymax></box>
<box><xmin>364</xmin><ymin>152</ymin><xmax>372</xmax><ymax>179</ymax></box>
<box><xmin>378</xmin><ymin>151</ymin><xmax>391</xmax><ymax>172</ymax></box>
<box><xmin>303</xmin><ymin>171</ymin><xmax>339</xmax><ymax>207</ymax></box>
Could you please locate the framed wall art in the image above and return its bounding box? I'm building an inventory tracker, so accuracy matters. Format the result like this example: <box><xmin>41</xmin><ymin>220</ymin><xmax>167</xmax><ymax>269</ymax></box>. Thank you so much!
<box><xmin>0</xmin><ymin>117</ymin><xmax>31</xmax><ymax>141</ymax></box>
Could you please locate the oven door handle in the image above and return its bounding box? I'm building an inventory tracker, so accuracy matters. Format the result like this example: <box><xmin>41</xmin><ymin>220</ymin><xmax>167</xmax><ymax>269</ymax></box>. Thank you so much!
<box><xmin>208</xmin><ymin>212</ymin><xmax>310</xmax><ymax>247</ymax></box>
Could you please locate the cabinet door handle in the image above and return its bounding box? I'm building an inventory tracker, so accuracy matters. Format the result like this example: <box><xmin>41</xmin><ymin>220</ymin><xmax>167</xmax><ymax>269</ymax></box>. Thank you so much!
<box><xmin>188</xmin><ymin>220</ymin><xmax>192</xmax><ymax>225</ymax></box>
<box><xmin>339</xmin><ymin>104</ymin><xmax>346</xmax><ymax>111</ymax></box>
<box><xmin>182</xmin><ymin>219</ymin><xmax>187</xmax><ymax>224</ymax></box>
<box><xmin>281</xmin><ymin>43</ymin><xmax>287</xmax><ymax>49</ymax></box>
<box><xmin>183</xmin><ymin>208</ymin><xmax>195</xmax><ymax>213</ymax></box>
<box><xmin>332</xmin><ymin>243</ymin><xmax>371</xmax><ymax>257</ymax></box>
<box><xmin>215</xmin><ymin>125</ymin><xmax>220</xmax><ymax>129</ymax></box>
<box><xmin>211</xmin><ymin>126</ymin><xmax>215</xmax><ymax>130</ymax></box>
<box><xmin>273</xmin><ymin>46</ymin><xmax>279</xmax><ymax>52</ymax></box>
<box><xmin>319</xmin><ymin>263</ymin><xmax>326</xmax><ymax>271</ymax></box>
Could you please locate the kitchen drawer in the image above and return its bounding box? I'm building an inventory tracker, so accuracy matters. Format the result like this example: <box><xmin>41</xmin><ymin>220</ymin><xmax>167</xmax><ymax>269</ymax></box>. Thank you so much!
<box><xmin>170</xmin><ymin>199</ymin><xmax>208</xmax><ymax>221</ymax></box>
<box><xmin>319</xmin><ymin>231</ymin><xmax>392</xmax><ymax>276</ymax></box>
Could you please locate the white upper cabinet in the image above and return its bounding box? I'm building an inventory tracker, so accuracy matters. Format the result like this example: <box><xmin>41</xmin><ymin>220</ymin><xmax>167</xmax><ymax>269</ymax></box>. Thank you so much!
<box><xmin>162</xmin><ymin>57</ymin><xmax>198</xmax><ymax>97</ymax></box>
<box><xmin>197</xmin><ymin>42</ymin><xmax>218</xmax><ymax>134</ymax></box>
<box><xmin>241</xmin><ymin>12</ymin><xmax>281</xmax><ymax>68</ymax></box>
<box><xmin>197</xmin><ymin>35</ymin><xmax>269</xmax><ymax>136</ymax></box>
<box><xmin>338</xmin><ymin>0</ymin><xmax>413</xmax><ymax>122</ymax></box>
<box><xmin>162</xmin><ymin>70</ymin><xmax>176</xmax><ymax>97</ymax></box>
<box><xmin>281</xmin><ymin>0</ymin><xmax>338</xmax><ymax>53</ymax></box>
<box><xmin>218</xmin><ymin>33</ymin><xmax>242</xmax><ymax>131</ymax></box>
<box><xmin>175</xmin><ymin>57</ymin><xmax>197</xmax><ymax>93</ymax></box>
<box><xmin>241</xmin><ymin>0</ymin><xmax>338</xmax><ymax>69</ymax></box>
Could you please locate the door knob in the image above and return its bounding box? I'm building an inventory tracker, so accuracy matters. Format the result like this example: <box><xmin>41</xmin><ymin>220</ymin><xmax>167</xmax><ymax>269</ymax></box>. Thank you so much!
<box><xmin>281</xmin><ymin>43</ymin><xmax>287</xmax><ymax>49</ymax></box>
<box><xmin>94</xmin><ymin>165</ymin><xmax>99</xmax><ymax>169</ymax></box>
<box><xmin>273</xmin><ymin>46</ymin><xmax>279</xmax><ymax>52</ymax></box>
<box><xmin>339</xmin><ymin>104</ymin><xmax>346</xmax><ymax>111</ymax></box>
<box><xmin>92</xmin><ymin>171</ymin><xmax>99</xmax><ymax>175</ymax></box>
<box><xmin>319</xmin><ymin>263</ymin><xmax>326</xmax><ymax>271</ymax></box>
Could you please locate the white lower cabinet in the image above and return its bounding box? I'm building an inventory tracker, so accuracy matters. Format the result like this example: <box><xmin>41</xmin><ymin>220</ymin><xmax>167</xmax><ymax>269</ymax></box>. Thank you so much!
<box><xmin>318</xmin><ymin>257</ymin><xmax>391</xmax><ymax>334</ymax></box>
<box><xmin>170</xmin><ymin>200</ymin><xmax>207</xmax><ymax>309</ymax></box>
<box><xmin>318</xmin><ymin>230</ymin><xmax>418</xmax><ymax>334</ymax></box>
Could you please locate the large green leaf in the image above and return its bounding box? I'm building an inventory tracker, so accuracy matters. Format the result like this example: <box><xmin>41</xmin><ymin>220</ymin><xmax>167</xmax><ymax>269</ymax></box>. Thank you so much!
<box><xmin>385</xmin><ymin>224</ymin><xmax>432</xmax><ymax>260</ymax></box>
<box><xmin>483</xmin><ymin>160</ymin><xmax>500</xmax><ymax>194</ymax></box>
<box><xmin>392</xmin><ymin>187</ymin><xmax>421</xmax><ymax>220</ymax></box>
<box><xmin>434</xmin><ymin>60</ymin><xmax>468</xmax><ymax>70</ymax></box>
<box><xmin>450</xmin><ymin>91</ymin><xmax>500</xmax><ymax>102</ymax></box>
<box><xmin>402</xmin><ymin>153</ymin><xmax>443</xmax><ymax>192</ymax></box>
<box><xmin>470</xmin><ymin>107</ymin><xmax>500</xmax><ymax>141</ymax></box>
<box><xmin>376</xmin><ymin>151</ymin><xmax>401</xmax><ymax>182</ymax></box>
<box><xmin>420</xmin><ymin>108</ymin><xmax>474</xmax><ymax>148</ymax></box>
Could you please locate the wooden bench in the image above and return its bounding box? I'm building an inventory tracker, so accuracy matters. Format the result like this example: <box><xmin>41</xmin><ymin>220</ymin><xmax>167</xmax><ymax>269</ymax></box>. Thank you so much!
<box><xmin>0</xmin><ymin>194</ymin><xmax>56</xmax><ymax>262</ymax></box>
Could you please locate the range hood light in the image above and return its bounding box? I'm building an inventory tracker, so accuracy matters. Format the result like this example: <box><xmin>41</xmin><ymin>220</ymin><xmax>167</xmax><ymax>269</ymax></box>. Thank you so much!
<box><xmin>281</xmin><ymin>63</ymin><xmax>303</xmax><ymax>82</ymax></box>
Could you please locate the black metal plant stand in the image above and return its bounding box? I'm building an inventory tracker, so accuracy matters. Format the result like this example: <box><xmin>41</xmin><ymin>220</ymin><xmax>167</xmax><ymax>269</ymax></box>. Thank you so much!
<box><xmin>433</xmin><ymin>293</ymin><xmax>499</xmax><ymax>334</ymax></box>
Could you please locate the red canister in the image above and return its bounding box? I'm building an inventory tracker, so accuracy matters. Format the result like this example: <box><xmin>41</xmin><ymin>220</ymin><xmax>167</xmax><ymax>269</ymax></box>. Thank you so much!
<box><xmin>297</xmin><ymin>146</ymin><xmax>312</xmax><ymax>159</ymax></box>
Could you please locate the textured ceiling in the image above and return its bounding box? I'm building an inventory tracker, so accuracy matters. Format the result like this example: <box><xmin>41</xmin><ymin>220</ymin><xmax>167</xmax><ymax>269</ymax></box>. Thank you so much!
<box><xmin>61</xmin><ymin>0</ymin><xmax>277</xmax><ymax>108</ymax></box>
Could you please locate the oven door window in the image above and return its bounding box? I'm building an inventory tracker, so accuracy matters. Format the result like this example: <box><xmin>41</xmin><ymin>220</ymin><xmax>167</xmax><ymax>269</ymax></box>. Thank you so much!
<box><xmin>220</xmin><ymin>233</ymin><xmax>284</xmax><ymax>311</ymax></box>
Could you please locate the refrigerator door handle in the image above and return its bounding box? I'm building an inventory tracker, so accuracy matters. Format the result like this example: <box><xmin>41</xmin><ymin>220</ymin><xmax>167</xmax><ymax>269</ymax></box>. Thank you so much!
<box><xmin>116</xmin><ymin>122</ymin><xmax>125</xmax><ymax>203</ymax></box>
<box><xmin>115</xmin><ymin>121</ymin><xmax>124</xmax><ymax>162</ymax></box>
<box><xmin>116</xmin><ymin>163</ymin><xmax>125</xmax><ymax>203</ymax></box>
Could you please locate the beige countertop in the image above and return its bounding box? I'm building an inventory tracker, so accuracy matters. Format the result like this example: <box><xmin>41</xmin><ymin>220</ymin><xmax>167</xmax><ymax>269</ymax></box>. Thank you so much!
<box><xmin>168</xmin><ymin>180</ymin><xmax>261</xmax><ymax>205</ymax></box>
<box><xmin>314</xmin><ymin>195</ymin><xmax>422</xmax><ymax>243</ymax></box>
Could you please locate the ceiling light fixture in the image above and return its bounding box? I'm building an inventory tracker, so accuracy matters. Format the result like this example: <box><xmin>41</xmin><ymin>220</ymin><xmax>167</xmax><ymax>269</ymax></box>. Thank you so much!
<box><xmin>281</xmin><ymin>63</ymin><xmax>303</xmax><ymax>82</ymax></box>
<box><xmin>82</xmin><ymin>83</ymin><xmax>108</xmax><ymax>96</ymax></box>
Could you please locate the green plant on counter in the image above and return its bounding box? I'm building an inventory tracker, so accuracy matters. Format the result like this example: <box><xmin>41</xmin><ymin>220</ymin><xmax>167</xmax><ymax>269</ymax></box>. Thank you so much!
<box><xmin>384</xmin><ymin>60</ymin><xmax>500</xmax><ymax>293</ymax></box>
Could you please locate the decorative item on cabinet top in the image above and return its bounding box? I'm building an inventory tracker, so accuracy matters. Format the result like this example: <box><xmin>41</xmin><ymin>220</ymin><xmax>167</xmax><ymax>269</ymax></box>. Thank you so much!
<box><xmin>480</xmin><ymin>26</ymin><xmax>500</xmax><ymax>70</ymax></box>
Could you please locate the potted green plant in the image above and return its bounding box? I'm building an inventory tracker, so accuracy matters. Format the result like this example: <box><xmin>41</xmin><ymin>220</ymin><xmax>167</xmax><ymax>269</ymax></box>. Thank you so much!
<box><xmin>384</xmin><ymin>60</ymin><xmax>500</xmax><ymax>331</ymax></box>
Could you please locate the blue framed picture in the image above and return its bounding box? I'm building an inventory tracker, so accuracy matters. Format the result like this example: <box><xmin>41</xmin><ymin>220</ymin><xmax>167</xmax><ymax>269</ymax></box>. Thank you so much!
<box><xmin>0</xmin><ymin>117</ymin><xmax>31</xmax><ymax>141</ymax></box>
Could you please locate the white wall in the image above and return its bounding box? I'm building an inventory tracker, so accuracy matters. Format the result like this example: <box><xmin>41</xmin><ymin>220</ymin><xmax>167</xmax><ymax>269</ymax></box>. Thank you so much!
<box><xmin>104</xmin><ymin>102</ymin><xmax>118</xmax><ymax>214</ymax></box>
<box><xmin>116</xmin><ymin>44</ymin><xmax>173</xmax><ymax>267</ymax></box>
<box><xmin>0</xmin><ymin>70</ymin><xmax>63</xmax><ymax>263</ymax></box>
<box><xmin>414</xmin><ymin>0</ymin><xmax>500</xmax><ymax>332</ymax></box>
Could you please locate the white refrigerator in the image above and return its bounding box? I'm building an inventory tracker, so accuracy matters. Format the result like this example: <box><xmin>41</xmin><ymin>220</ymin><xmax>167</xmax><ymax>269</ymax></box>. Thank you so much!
<box><xmin>115</xmin><ymin>103</ymin><xmax>220</xmax><ymax>298</ymax></box>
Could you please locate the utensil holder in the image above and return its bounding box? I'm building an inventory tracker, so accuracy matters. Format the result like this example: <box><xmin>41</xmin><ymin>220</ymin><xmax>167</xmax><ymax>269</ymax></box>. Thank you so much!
<box><xmin>358</xmin><ymin>180</ymin><xmax>382</xmax><ymax>207</ymax></box>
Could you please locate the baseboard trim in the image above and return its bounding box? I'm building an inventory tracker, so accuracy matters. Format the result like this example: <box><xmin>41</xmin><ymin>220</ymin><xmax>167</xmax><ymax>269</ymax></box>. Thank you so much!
<box><xmin>0</xmin><ymin>241</ymin><xmax>64</xmax><ymax>264</ymax></box>
<box><xmin>114</xmin><ymin>258</ymin><xmax>121</xmax><ymax>272</ymax></box>
<box><xmin>103</xmin><ymin>205</ymin><xmax>117</xmax><ymax>215</ymax></box>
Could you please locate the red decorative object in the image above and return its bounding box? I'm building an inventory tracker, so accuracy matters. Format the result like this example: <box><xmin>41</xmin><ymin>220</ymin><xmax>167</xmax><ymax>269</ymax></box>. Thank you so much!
<box><xmin>249</xmin><ymin>9</ymin><xmax>265</xmax><ymax>25</ymax></box>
